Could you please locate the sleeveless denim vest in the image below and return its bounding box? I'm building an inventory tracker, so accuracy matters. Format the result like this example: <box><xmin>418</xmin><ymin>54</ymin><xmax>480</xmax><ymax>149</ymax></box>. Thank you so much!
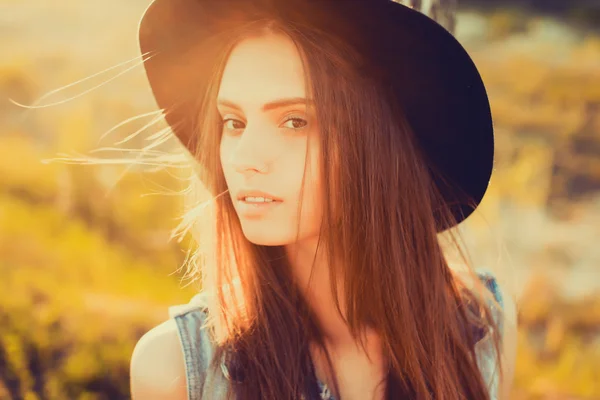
<box><xmin>168</xmin><ymin>270</ymin><xmax>505</xmax><ymax>400</ymax></box>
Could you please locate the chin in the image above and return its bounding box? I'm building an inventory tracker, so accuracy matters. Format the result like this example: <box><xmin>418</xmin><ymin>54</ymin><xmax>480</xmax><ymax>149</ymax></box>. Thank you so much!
<box><xmin>240</xmin><ymin>222</ymin><xmax>291</xmax><ymax>246</ymax></box>
<box><xmin>245</xmin><ymin>237</ymin><xmax>284</xmax><ymax>246</ymax></box>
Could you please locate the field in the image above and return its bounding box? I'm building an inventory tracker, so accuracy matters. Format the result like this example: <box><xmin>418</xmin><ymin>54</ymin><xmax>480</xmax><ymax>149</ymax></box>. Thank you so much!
<box><xmin>1</xmin><ymin>1</ymin><xmax>599</xmax><ymax>399</ymax></box>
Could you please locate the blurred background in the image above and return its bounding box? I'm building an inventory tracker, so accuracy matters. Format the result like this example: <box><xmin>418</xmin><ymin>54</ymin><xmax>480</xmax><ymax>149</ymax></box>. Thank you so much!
<box><xmin>1</xmin><ymin>0</ymin><xmax>599</xmax><ymax>399</ymax></box>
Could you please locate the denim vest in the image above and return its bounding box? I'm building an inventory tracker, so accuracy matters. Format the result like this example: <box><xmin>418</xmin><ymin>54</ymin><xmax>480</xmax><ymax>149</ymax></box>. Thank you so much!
<box><xmin>168</xmin><ymin>270</ymin><xmax>504</xmax><ymax>400</ymax></box>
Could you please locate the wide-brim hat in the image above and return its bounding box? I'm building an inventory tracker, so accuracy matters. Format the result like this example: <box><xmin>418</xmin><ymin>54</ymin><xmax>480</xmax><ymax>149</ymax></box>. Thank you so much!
<box><xmin>138</xmin><ymin>0</ymin><xmax>495</xmax><ymax>231</ymax></box>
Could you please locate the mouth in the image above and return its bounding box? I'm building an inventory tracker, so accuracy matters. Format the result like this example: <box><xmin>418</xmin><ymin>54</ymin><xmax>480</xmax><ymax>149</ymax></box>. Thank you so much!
<box><xmin>236</xmin><ymin>190</ymin><xmax>283</xmax><ymax>203</ymax></box>
<box><xmin>238</xmin><ymin>196</ymin><xmax>283</xmax><ymax>204</ymax></box>
<box><xmin>236</xmin><ymin>197</ymin><xmax>283</xmax><ymax>217</ymax></box>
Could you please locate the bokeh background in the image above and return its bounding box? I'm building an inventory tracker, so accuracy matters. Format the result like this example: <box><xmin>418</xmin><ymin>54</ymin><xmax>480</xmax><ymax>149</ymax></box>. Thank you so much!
<box><xmin>1</xmin><ymin>0</ymin><xmax>600</xmax><ymax>399</ymax></box>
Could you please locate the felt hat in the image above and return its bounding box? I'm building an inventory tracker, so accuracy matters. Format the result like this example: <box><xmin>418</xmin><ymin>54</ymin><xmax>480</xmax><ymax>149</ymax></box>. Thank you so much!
<box><xmin>138</xmin><ymin>0</ymin><xmax>495</xmax><ymax>230</ymax></box>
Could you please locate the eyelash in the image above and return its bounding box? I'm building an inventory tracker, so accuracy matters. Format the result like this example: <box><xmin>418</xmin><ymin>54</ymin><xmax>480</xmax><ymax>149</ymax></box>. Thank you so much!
<box><xmin>221</xmin><ymin>115</ymin><xmax>308</xmax><ymax>133</ymax></box>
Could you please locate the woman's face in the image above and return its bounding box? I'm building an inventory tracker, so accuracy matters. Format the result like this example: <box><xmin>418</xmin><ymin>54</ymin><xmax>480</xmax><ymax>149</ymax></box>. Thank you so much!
<box><xmin>218</xmin><ymin>33</ymin><xmax>323</xmax><ymax>246</ymax></box>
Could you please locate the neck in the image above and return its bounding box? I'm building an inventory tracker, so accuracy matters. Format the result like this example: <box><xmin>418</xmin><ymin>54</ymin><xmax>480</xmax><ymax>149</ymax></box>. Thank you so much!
<box><xmin>285</xmin><ymin>238</ymin><xmax>354</xmax><ymax>349</ymax></box>
<box><xmin>285</xmin><ymin>239</ymin><xmax>389</xmax><ymax>395</ymax></box>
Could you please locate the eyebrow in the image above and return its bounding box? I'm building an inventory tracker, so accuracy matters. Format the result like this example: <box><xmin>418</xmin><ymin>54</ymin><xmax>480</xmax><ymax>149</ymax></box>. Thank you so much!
<box><xmin>217</xmin><ymin>97</ymin><xmax>313</xmax><ymax>112</ymax></box>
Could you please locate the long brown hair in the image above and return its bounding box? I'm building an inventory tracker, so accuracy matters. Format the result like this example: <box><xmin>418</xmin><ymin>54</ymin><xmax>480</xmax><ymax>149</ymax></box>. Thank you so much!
<box><xmin>179</xmin><ymin>13</ymin><xmax>503</xmax><ymax>400</ymax></box>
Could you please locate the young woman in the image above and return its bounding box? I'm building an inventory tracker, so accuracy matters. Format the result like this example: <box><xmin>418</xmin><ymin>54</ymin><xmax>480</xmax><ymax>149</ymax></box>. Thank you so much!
<box><xmin>130</xmin><ymin>0</ymin><xmax>517</xmax><ymax>399</ymax></box>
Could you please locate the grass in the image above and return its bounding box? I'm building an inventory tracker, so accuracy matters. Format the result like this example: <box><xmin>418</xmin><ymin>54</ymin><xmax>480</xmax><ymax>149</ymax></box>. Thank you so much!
<box><xmin>0</xmin><ymin>5</ymin><xmax>599</xmax><ymax>399</ymax></box>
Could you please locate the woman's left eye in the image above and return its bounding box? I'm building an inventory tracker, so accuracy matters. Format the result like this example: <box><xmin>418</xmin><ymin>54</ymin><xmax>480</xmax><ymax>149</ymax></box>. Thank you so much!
<box><xmin>281</xmin><ymin>117</ymin><xmax>308</xmax><ymax>130</ymax></box>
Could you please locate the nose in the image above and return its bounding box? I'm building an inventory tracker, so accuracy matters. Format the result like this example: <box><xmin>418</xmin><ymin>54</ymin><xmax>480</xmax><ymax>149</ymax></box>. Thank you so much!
<box><xmin>228</xmin><ymin>124</ymin><xmax>272</xmax><ymax>178</ymax></box>
<box><xmin>233</xmin><ymin>157</ymin><xmax>268</xmax><ymax>179</ymax></box>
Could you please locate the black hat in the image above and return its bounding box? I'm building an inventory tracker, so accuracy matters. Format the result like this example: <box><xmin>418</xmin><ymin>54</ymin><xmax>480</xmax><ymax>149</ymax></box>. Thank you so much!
<box><xmin>138</xmin><ymin>0</ymin><xmax>495</xmax><ymax>231</ymax></box>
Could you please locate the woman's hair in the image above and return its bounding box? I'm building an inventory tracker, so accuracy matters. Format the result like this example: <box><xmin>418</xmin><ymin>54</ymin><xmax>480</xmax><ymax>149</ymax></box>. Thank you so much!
<box><xmin>178</xmin><ymin>13</ymin><xmax>504</xmax><ymax>400</ymax></box>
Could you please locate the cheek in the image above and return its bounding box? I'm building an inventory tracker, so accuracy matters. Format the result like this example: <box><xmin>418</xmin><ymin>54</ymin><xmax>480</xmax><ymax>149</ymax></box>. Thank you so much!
<box><xmin>219</xmin><ymin>139</ymin><xmax>227</xmax><ymax>171</ymax></box>
<box><xmin>296</xmin><ymin>140</ymin><xmax>323</xmax><ymax>225</ymax></box>
<box><xmin>287</xmin><ymin>137</ymin><xmax>320</xmax><ymax>200</ymax></box>
<box><xmin>219</xmin><ymin>140</ymin><xmax>233</xmax><ymax>184</ymax></box>
<box><xmin>305</xmin><ymin>149</ymin><xmax>322</xmax><ymax>205</ymax></box>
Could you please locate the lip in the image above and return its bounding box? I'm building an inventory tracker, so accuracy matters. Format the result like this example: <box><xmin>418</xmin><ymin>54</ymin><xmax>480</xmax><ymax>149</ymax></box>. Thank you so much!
<box><xmin>236</xmin><ymin>198</ymin><xmax>282</xmax><ymax>218</ymax></box>
<box><xmin>234</xmin><ymin>189</ymin><xmax>283</xmax><ymax>218</ymax></box>
<box><xmin>236</xmin><ymin>189</ymin><xmax>283</xmax><ymax>202</ymax></box>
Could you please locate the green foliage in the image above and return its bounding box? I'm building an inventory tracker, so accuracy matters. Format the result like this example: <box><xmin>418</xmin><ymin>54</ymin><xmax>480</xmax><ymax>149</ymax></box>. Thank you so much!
<box><xmin>486</xmin><ymin>9</ymin><xmax>530</xmax><ymax>41</ymax></box>
<box><xmin>0</xmin><ymin>138</ymin><xmax>198</xmax><ymax>399</ymax></box>
<box><xmin>0</xmin><ymin>7</ymin><xmax>599</xmax><ymax>400</ymax></box>
<box><xmin>513</xmin><ymin>274</ymin><xmax>600</xmax><ymax>398</ymax></box>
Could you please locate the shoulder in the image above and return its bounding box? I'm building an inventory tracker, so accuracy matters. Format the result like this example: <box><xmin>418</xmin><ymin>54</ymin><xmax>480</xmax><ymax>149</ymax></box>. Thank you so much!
<box><xmin>130</xmin><ymin>319</ymin><xmax>188</xmax><ymax>400</ymax></box>
<box><xmin>490</xmin><ymin>274</ymin><xmax>518</xmax><ymax>399</ymax></box>
<box><xmin>473</xmin><ymin>269</ymin><xmax>518</xmax><ymax>358</ymax></box>
<box><xmin>471</xmin><ymin>269</ymin><xmax>518</xmax><ymax>399</ymax></box>
<box><xmin>130</xmin><ymin>293</ymin><xmax>210</xmax><ymax>400</ymax></box>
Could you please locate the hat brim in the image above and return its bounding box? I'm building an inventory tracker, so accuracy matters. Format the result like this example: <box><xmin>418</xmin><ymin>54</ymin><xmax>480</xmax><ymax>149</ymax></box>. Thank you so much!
<box><xmin>138</xmin><ymin>0</ymin><xmax>494</xmax><ymax>231</ymax></box>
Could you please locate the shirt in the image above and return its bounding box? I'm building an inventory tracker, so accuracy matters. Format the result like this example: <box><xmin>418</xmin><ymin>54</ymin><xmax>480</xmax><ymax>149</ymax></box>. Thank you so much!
<box><xmin>167</xmin><ymin>269</ymin><xmax>505</xmax><ymax>400</ymax></box>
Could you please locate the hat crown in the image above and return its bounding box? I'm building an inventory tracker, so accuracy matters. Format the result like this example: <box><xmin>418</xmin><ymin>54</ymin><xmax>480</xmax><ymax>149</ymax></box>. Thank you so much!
<box><xmin>139</xmin><ymin>0</ymin><xmax>493</xmax><ymax>231</ymax></box>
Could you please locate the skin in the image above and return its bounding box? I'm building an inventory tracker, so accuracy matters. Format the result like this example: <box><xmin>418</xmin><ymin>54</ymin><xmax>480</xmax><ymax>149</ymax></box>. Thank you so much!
<box><xmin>217</xmin><ymin>33</ymin><xmax>387</xmax><ymax>399</ymax></box>
<box><xmin>218</xmin><ymin>34</ymin><xmax>322</xmax><ymax>248</ymax></box>
<box><xmin>130</xmin><ymin>32</ymin><xmax>517</xmax><ymax>400</ymax></box>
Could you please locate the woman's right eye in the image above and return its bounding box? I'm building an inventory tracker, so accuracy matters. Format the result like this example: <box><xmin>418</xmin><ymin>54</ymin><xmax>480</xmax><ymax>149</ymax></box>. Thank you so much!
<box><xmin>223</xmin><ymin>118</ymin><xmax>246</xmax><ymax>131</ymax></box>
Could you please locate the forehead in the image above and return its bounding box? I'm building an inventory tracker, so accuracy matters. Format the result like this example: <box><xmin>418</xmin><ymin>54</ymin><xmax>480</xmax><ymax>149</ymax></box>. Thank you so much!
<box><xmin>217</xmin><ymin>33</ymin><xmax>307</xmax><ymax>105</ymax></box>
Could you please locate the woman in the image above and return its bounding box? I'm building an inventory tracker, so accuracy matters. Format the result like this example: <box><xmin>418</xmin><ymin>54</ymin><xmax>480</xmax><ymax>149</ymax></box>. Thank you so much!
<box><xmin>130</xmin><ymin>0</ymin><xmax>517</xmax><ymax>399</ymax></box>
